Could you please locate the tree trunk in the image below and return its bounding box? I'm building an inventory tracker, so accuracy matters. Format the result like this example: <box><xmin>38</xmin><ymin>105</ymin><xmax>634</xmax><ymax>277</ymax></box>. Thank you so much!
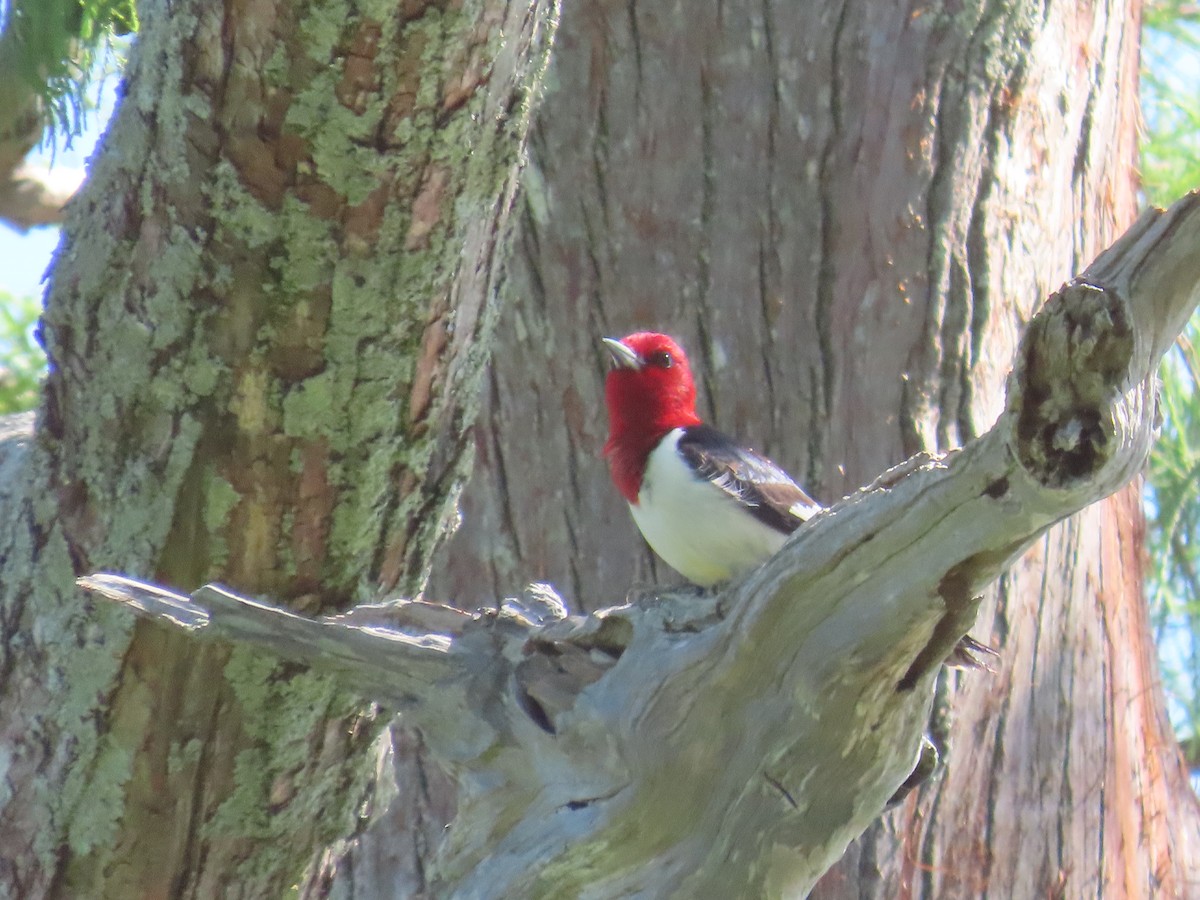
<box><xmin>82</xmin><ymin>202</ymin><xmax>1200</xmax><ymax>896</ymax></box>
<box><xmin>415</xmin><ymin>0</ymin><xmax>1200</xmax><ymax>896</ymax></box>
<box><xmin>6</xmin><ymin>0</ymin><xmax>1199</xmax><ymax>895</ymax></box>
<box><xmin>0</xmin><ymin>0</ymin><xmax>555</xmax><ymax>896</ymax></box>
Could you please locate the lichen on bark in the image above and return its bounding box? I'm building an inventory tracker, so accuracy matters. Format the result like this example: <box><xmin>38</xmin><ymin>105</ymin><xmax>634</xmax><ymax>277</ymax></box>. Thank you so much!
<box><xmin>0</xmin><ymin>0</ymin><xmax>560</xmax><ymax>895</ymax></box>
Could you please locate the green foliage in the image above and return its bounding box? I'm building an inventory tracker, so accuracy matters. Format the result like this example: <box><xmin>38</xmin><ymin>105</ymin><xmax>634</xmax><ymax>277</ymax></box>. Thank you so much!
<box><xmin>0</xmin><ymin>0</ymin><xmax>136</xmax><ymax>144</ymax></box>
<box><xmin>0</xmin><ymin>290</ymin><xmax>44</xmax><ymax>413</ymax></box>
<box><xmin>1147</xmin><ymin>333</ymin><xmax>1200</xmax><ymax>746</ymax></box>
<box><xmin>1141</xmin><ymin>0</ymin><xmax>1200</xmax><ymax>206</ymax></box>
<box><xmin>1142</xmin><ymin>1</ymin><xmax>1200</xmax><ymax>759</ymax></box>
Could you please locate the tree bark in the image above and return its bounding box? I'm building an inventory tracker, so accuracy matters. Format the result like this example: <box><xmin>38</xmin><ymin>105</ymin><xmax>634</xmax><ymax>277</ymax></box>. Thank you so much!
<box><xmin>0</xmin><ymin>0</ymin><xmax>555</xmax><ymax>896</ymax></box>
<box><xmin>418</xmin><ymin>0</ymin><xmax>1200</xmax><ymax>897</ymax></box>
<box><xmin>79</xmin><ymin>191</ymin><xmax>1200</xmax><ymax>896</ymax></box>
<box><xmin>6</xmin><ymin>0</ymin><xmax>1200</xmax><ymax>896</ymax></box>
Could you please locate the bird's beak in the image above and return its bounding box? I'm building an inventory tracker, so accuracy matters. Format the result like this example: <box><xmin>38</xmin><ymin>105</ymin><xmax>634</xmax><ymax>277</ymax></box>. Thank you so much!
<box><xmin>602</xmin><ymin>337</ymin><xmax>642</xmax><ymax>370</ymax></box>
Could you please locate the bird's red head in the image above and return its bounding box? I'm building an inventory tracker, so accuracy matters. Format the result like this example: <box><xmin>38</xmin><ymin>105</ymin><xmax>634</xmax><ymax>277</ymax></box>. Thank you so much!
<box><xmin>603</xmin><ymin>332</ymin><xmax>703</xmax><ymax>501</ymax></box>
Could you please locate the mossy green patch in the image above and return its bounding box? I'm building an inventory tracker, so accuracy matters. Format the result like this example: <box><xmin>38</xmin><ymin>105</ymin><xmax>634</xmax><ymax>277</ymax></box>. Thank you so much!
<box><xmin>64</xmin><ymin>734</ymin><xmax>137</xmax><ymax>856</ymax></box>
<box><xmin>274</xmin><ymin>197</ymin><xmax>339</xmax><ymax>295</ymax></box>
<box><xmin>281</xmin><ymin>372</ymin><xmax>341</xmax><ymax>444</ymax></box>
<box><xmin>203</xmin><ymin>470</ymin><xmax>242</xmax><ymax>534</ymax></box>
<box><xmin>204</xmin><ymin>647</ymin><xmax>373</xmax><ymax>883</ymax></box>
<box><xmin>208</xmin><ymin>161</ymin><xmax>282</xmax><ymax>250</ymax></box>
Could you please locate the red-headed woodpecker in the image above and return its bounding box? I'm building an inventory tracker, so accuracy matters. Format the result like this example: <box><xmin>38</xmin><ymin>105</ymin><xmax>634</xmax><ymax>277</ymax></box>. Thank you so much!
<box><xmin>602</xmin><ymin>332</ymin><xmax>820</xmax><ymax>585</ymax></box>
<box><xmin>602</xmin><ymin>331</ymin><xmax>998</xmax><ymax>674</ymax></box>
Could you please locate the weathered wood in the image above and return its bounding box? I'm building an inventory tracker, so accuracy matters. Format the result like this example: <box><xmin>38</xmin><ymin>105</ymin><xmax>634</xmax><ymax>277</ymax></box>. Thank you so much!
<box><xmin>403</xmin><ymin>1</ymin><xmax>1171</xmax><ymax>893</ymax></box>
<box><xmin>83</xmin><ymin>191</ymin><xmax>1200</xmax><ymax>898</ymax></box>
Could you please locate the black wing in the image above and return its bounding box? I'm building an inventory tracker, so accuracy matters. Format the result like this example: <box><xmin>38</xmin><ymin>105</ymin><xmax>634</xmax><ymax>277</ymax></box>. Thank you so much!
<box><xmin>676</xmin><ymin>424</ymin><xmax>821</xmax><ymax>536</ymax></box>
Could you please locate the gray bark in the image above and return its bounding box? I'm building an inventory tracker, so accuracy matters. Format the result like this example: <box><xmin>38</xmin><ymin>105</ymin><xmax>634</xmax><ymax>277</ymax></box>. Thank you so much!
<box><xmin>413</xmin><ymin>0</ymin><xmax>1199</xmax><ymax>896</ymax></box>
<box><xmin>0</xmin><ymin>0</ymin><xmax>556</xmax><ymax>896</ymax></box>
<box><xmin>83</xmin><ymin>192</ymin><xmax>1200</xmax><ymax>897</ymax></box>
<box><xmin>4</xmin><ymin>0</ymin><xmax>1197</xmax><ymax>895</ymax></box>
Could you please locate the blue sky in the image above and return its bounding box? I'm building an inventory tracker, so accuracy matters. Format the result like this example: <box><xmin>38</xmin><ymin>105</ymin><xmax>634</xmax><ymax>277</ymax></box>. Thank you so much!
<box><xmin>0</xmin><ymin>79</ymin><xmax>118</xmax><ymax>302</ymax></box>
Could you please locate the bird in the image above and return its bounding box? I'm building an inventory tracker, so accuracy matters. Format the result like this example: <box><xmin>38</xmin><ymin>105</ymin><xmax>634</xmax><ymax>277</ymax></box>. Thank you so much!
<box><xmin>601</xmin><ymin>330</ymin><xmax>998</xmax><ymax>673</ymax></box>
<box><xmin>602</xmin><ymin>331</ymin><xmax>821</xmax><ymax>585</ymax></box>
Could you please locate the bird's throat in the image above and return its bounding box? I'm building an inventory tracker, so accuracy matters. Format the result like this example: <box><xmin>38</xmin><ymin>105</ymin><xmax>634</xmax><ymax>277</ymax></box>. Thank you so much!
<box><xmin>604</xmin><ymin>428</ymin><xmax>669</xmax><ymax>504</ymax></box>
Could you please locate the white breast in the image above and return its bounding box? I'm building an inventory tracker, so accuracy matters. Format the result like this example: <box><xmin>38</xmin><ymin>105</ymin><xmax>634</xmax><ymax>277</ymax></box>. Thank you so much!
<box><xmin>629</xmin><ymin>429</ymin><xmax>788</xmax><ymax>586</ymax></box>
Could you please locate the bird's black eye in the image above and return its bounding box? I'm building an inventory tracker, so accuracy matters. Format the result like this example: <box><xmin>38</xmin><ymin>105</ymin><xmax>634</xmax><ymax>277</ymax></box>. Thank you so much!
<box><xmin>647</xmin><ymin>350</ymin><xmax>673</xmax><ymax>368</ymax></box>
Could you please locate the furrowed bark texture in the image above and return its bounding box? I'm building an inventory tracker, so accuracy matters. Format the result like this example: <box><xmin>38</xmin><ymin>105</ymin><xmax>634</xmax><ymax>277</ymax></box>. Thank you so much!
<box><xmin>419</xmin><ymin>0</ymin><xmax>1200</xmax><ymax>897</ymax></box>
<box><xmin>79</xmin><ymin>193</ymin><xmax>1200</xmax><ymax>896</ymax></box>
<box><xmin>0</xmin><ymin>0</ymin><xmax>555</xmax><ymax>896</ymax></box>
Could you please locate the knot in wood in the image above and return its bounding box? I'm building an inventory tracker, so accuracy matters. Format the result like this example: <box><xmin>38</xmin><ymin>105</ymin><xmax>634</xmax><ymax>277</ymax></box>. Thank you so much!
<box><xmin>1014</xmin><ymin>282</ymin><xmax>1132</xmax><ymax>487</ymax></box>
